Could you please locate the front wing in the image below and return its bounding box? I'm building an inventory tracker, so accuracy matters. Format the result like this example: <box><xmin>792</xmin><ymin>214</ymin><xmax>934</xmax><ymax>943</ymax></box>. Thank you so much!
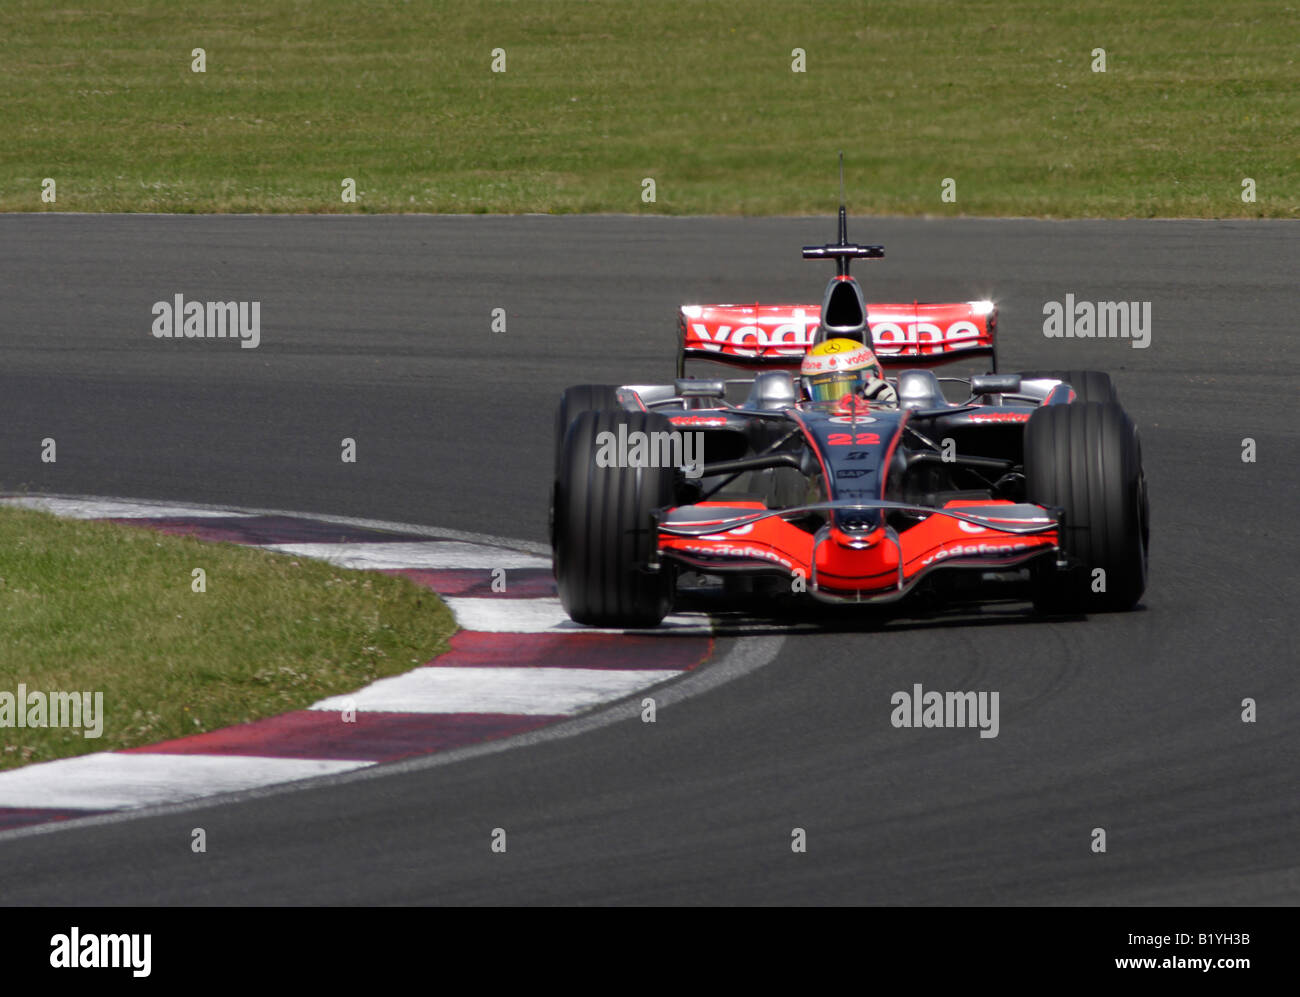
<box><xmin>657</xmin><ymin>499</ymin><xmax>1059</xmax><ymax>603</ymax></box>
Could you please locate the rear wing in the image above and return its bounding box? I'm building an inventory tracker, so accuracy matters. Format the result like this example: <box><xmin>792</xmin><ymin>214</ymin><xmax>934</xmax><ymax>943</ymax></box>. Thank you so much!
<box><xmin>676</xmin><ymin>301</ymin><xmax>998</xmax><ymax>375</ymax></box>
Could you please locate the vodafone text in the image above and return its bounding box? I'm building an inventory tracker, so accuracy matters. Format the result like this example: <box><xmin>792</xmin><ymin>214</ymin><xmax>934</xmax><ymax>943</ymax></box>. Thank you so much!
<box><xmin>686</xmin><ymin>316</ymin><xmax>983</xmax><ymax>357</ymax></box>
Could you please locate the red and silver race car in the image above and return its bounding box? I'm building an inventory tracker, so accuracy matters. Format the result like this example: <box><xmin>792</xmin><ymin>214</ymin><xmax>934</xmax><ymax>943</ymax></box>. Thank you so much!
<box><xmin>550</xmin><ymin>200</ymin><xmax>1149</xmax><ymax>628</ymax></box>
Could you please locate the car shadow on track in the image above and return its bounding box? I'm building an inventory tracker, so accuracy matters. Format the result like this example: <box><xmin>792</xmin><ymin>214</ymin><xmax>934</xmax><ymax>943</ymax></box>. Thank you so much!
<box><xmin>691</xmin><ymin>598</ymin><xmax>1115</xmax><ymax>638</ymax></box>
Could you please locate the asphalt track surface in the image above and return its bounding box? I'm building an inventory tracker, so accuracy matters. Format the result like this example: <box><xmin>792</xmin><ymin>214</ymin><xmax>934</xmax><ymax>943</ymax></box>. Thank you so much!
<box><xmin>0</xmin><ymin>215</ymin><xmax>1296</xmax><ymax>904</ymax></box>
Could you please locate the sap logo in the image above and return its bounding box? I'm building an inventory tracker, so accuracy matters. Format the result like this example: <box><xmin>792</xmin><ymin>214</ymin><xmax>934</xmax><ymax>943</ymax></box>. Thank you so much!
<box><xmin>870</xmin><ymin>320</ymin><xmax>982</xmax><ymax>355</ymax></box>
<box><xmin>836</xmin><ymin>469</ymin><xmax>872</xmax><ymax>479</ymax></box>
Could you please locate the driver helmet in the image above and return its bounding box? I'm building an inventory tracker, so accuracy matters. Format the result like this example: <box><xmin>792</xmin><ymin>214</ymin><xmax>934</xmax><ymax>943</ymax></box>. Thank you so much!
<box><xmin>800</xmin><ymin>337</ymin><xmax>884</xmax><ymax>402</ymax></box>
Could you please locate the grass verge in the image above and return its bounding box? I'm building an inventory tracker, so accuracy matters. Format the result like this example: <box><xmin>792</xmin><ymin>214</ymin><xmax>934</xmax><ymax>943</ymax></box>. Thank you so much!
<box><xmin>0</xmin><ymin>507</ymin><xmax>456</xmax><ymax>771</ymax></box>
<box><xmin>0</xmin><ymin>0</ymin><xmax>1293</xmax><ymax>217</ymax></box>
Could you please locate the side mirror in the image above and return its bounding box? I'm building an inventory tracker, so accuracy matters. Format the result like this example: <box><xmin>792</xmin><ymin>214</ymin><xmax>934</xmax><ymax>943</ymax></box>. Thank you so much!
<box><xmin>969</xmin><ymin>374</ymin><xmax>1022</xmax><ymax>395</ymax></box>
<box><xmin>675</xmin><ymin>378</ymin><xmax>727</xmax><ymax>399</ymax></box>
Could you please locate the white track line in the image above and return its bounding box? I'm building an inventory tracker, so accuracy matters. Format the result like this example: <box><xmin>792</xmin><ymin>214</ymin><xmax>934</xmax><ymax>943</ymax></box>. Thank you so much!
<box><xmin>311</xmin><ymin>666</ymin><xmax>673</xmax><ymax>716</ymax></box>
<box><xmin>445</xmin><ymin>596</ymin><xmax>709</xmax><ymax>634</ymax></box>
<box><xmin>2</xmin><ymin>497</ymin><xmax>239</xmax><ymax>519</ymax></box>
<box><xmin>0</xmin><ymin>493</ymin><xmax>776</xmax><ymax>841</ymax></box>
<box><xmin>0</xmin><ymin>753</ymin><xmax>371</xmax><ymax>811</ymax></box>
<box><xmin>2</xmin><ymin>492</ymin><xmax>550</xmax><ymax>555</ymax></box>
<box><xmin>0</xmin><ymin>640</ymin><xmax>786</xmax><ymax>842</ymax></box>
<box><xmin>260</xmin><ymin>541</ymin><xmax>549</xmax><ymax>571</ymax></box>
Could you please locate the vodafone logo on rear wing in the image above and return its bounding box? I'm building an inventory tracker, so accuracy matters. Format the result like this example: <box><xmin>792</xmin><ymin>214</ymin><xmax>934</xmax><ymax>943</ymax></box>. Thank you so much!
<box><xmin>679</xmin><ymin>302</ymin><xmax>996</xmax><ymax>367</ymax></box>
<box><xmin>679</xmin><ymin>305</ymin><xmax>818</xmax><ymax>358</ymax></box>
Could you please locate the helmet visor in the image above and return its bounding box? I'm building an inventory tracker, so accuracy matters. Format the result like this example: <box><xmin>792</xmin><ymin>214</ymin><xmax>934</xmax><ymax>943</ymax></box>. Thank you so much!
<box><xmin>804</xmin><ymin>369</ymin><xmax>866</xmax><ymax>402</ymax></box>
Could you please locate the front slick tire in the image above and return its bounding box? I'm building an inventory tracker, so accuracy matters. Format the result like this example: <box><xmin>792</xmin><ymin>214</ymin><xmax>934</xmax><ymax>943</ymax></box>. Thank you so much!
<box><xmin>553</xmin><ymin>384</ymin><xmax>621</xmax><ymax>480</ymax></box>
<box><xmin>1025</xmin><ymin>401</ymin><xmax>1149</xmax><ymax>613</ymax></box>
<box><xmin>1018</xmin><ymin>369</ymin><xmax>1118</xmax><ymax>406</ymax></box>
<box><xmin>554</xmin><ymin>409</ymin><xmax>676</xmax><ymax>627</ymax></box>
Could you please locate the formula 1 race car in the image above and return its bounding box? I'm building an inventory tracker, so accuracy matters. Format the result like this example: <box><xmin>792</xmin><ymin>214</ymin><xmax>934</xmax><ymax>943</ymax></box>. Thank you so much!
<box><xmin>550</xmin><ymin>193</ymin><xmax>1149</xmax><ymax>628</ymax></box>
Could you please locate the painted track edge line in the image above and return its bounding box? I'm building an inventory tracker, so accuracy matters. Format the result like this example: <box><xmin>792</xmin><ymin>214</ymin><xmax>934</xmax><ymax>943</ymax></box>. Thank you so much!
<box><xmin>0</xmin><ymin>635</ymin><xmax>784</xmax><ymax>844</ymax></box>
<box><xmin>0</xmin><ymin>492</ymin><xmax>550</xmax><ymax>556</ymax></box>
